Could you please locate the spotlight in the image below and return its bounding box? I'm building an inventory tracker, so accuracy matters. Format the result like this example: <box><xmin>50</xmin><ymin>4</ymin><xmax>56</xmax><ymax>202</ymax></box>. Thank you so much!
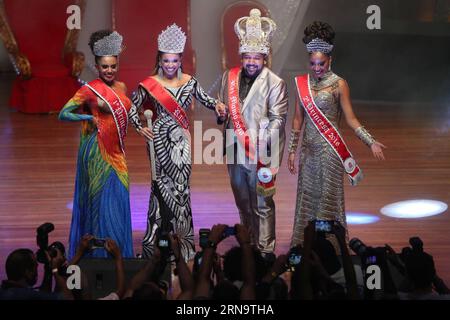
<box><xmin>346</xmin><ymin>212</ymin><xmax>380</xmax><ymax>225</ymax></box>
<box><xmin>381</xmin><ymin>199</ymin><xmax>447</xmax><ymax>218</ymax></box>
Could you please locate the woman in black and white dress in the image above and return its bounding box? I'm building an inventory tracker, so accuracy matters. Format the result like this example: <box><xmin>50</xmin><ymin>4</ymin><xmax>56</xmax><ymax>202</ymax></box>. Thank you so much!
<box><xmin>129</xmin><ymin>24</ymin><xmax>226</xmax><ymax>260</ymax></box>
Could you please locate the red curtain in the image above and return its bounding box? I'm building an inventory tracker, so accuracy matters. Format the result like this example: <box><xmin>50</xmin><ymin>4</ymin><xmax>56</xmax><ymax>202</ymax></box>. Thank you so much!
<box><xmin>5</xmin><ymin>0</ymin><xmax>80</xmax><ymax>113</ymax></box>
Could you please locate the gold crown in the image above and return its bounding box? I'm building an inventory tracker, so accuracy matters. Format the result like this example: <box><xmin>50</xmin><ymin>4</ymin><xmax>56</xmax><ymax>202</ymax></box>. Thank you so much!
<box><xmin>234</xmin><ymin>9</ymin><xmax>276</xmax><ymax>55</ymax></box>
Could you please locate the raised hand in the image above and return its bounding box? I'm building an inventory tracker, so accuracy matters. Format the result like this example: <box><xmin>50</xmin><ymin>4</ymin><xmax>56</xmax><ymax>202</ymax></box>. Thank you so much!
<box><xmin>215</xmin><ymin>102</ymin><xmax>227</xmax><ymax>118</ymax></box>
<box><xmin>138</xmin><ymin>127</ymin><xmax>154</xmax><ymax>140</ymax></box>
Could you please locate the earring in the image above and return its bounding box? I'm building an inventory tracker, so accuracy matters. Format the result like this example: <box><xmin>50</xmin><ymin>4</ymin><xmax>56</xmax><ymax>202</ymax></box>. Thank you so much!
<box><xmin>177</xmin><ymin>66</ymin><xmax>182</xmax><ymax>80</ymax></box>
<box><xmin>158</xmin><ymin>66</ymin><xmax>163</xmax><ymax>78</ymax></box>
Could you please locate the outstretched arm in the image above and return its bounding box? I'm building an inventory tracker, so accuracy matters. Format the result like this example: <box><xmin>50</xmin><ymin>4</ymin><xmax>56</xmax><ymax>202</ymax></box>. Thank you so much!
<box><xmin>192</xmin><ymin>77</ymin><xmax>226</xmax><ymax>117</ymax></box>
<box><xmin>338</xmin><ymin>79</ymin><xmax>386</xmax><ymax>160</ymax></box>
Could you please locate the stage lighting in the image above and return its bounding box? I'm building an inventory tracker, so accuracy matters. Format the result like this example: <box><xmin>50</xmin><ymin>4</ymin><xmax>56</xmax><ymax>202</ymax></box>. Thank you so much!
<box><xmin>346</xmin><ymin>212</ymin><xmax>380</xmax><ymax>225</ymax></box>
<box><xmin>381</xmin><ymin>200</ymin><xmax>448</xmax><ymax>218</ymax></box>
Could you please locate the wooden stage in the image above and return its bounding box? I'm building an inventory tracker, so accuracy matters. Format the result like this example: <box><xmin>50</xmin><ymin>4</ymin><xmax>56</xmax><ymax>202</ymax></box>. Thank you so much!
<box><xmin>0</xmin><ymin>74</ymin><xmax>449</xmax><ymax>284</ymax></box>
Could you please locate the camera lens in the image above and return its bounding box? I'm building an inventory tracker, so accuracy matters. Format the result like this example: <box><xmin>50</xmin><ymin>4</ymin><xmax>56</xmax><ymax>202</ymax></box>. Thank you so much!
<box><xmin>349</xmin><ymin>238</ymin><xmax>367</xmax><ymax>256</ymax></box>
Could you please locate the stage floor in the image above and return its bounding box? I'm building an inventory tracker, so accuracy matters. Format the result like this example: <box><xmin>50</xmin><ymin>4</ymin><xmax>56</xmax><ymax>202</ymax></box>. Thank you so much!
<box><xmin>0</xmin><ymin>74</ymin><xmax>449</xmax><ymax>284</ymax></box>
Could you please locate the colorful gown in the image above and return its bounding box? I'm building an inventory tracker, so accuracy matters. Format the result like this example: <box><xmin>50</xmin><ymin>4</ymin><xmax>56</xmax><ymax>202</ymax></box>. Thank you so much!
<box><xmin>129</xmin><ymin>77</ymin><xmax>217</xmax><ymax>260</ymax></box>
<box><xmin>59</xmin><ymin>81</ymin><xmax>133</xmax><ymax>259</ymax></box>
<box><xmin>291</xmin><ymin>71</ymin><xmax>347</xmax><ymax>247</ymax></box>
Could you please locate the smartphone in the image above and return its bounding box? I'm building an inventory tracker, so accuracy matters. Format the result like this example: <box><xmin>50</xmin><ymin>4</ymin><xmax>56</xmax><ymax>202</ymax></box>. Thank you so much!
<box><xmin>365</xmin><ymin>255</ymin><xmax>377</xmax><ymax>265</ymax></box>
<box><xmin>199</xmin><ymin>228</ymin><xmax>210</xmax><ymax>249</ymax></box>
<box><xmin>158</xmin><ymin>239</ymin><xmax>169</xmax><ymax>248</ymax></box>
<box><xmin>90</xmin><ymin>238</ymin><xmax>106</xmax><ymax>249</ymax></box>
<box><xmin>223</xmin><ymin>226</ymin><xmax>236</xmax><ymax>238</ymax></box>
<box><xmin>157</xmin><ymin>231</ymin><xmax>171</xmax><ymax>251</ymax></box>
<box><xmin>287</xmin><ymin>246</ymin><xmax>302</xmax><ymax>271</ymax></box>
<box><xmin>315</xmin><ymin>220</ymin><xmax>333</xmax><ymax>233</ymax></box>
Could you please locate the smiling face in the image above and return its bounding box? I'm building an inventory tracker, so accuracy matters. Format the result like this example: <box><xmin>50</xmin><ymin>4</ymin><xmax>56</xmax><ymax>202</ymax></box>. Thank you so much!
<box><xmin>241</xmin><ymin>52</ymin><xmax>265</xmax><ymax>78</ymax></box>
<box><xmin>96</xmin><ymin>56</ymin><xmax>118</xmax><ymax>84</ymax></box>
<box><xmin>309</xmin><ymin>51</ymin><xmax>331</xmax><ymax>79</ymax></box>
<box><xmin>160</xmin><ymin>53</ymin><xmax>182</xmax><ymax>79</ymax></box>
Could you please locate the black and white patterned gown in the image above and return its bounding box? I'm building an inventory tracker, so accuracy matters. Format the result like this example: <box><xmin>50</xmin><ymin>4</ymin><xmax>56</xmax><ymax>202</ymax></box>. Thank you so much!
<box><xmin>129</xmin><ymin>77</ymin><xmax>217</xmax><ymax>260</ymax></box>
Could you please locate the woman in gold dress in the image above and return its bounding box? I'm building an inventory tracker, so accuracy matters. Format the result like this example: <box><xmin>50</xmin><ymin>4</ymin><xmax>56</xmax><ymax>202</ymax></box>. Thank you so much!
<box><xmin>287</xmin><ymin>21</ymin><xmax>386</xmax><ymax>246</ymax></box>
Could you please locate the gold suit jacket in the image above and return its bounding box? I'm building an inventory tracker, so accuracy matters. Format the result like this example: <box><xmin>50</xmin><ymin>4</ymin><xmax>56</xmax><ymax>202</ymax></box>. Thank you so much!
<box><xmin>219</xmin><ymin>67</ymin><xmax>288</xmax><ymax>169</ymax></box>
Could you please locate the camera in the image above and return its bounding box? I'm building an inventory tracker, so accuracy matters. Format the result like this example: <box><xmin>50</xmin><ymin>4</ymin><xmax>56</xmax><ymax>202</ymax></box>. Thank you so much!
<box><xmin>350</xmin><ymin>237</ymin><xmax>386</xmax><ymax>267</ymax></box>
<box><xmin>223</xmin><ymin>226</ymin><xmax>236</xmax><ymax>238</ymax></box>
<box><xmin>49</xmin><ymin>241</ymin><xmax>66</xmax><ymax>258</ymax></box>
<box><xmin>89</xmin><ymin>238</ymin><xmax>106</xmax><ymax>249</ymax></box>
<box><xmin>315</xmin><ymin>220</ymin><xmax>333</xmax><ymax>233</ymax></box>
<box><xmin>199</xmin><ymin>228</ymin><xmax>210</xmax><ymax>249</ymax></box>
<box><xmin>349</xmin><ymin>238</ymin><xmax>368</xmax><ymax>256</ymax></box>
<box><xmin>36</xmin><ymin>222</ymin><xmax>55</xmax><ymax>264</ymax></box>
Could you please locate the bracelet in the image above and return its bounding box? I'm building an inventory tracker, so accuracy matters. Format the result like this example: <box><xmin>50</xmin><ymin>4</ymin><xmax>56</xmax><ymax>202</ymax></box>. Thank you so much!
<box><xmin>288</xmin><ymin>130</ymin><xmax>301</xmax><ymax>154</ymax></box>
<box><xmin>52</xmin><ymin>268</ymin><xmax>58</xmax><ymax>274</ymax></box>
<box><xmin>355</xmin><ymin>126</ymin><xmax>375</xmax><ymax>147</ymax></box>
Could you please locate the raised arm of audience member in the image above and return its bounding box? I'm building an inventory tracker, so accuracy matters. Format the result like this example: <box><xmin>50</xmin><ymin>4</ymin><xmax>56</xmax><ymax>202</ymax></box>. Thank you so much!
<box><xmin>46</xmin><ymin>249</ymin><xmax>74</xmax><ymax>300</ymax></box>
<box><xmin>212</xmin><ymin>252</ymin><xmax>225</xmax><ymax>284</ymax></box>
<box><xmin>433</xmin><ymin>275</ymin><xmax>450</xmax><ymax>295</ymax></box>
<box><xmin>123</xmin><ymin>248</ymin><xmax>161</xmax><ymax>299</ymax></box>
<box><xmin>385</xmin><ymin>244</ymin><xmax>406</xmax><ymax>275</ymax></box>
<box><xmin>295</xmin><ymin>221</ymin><xmax>315</xmax><ymax>299</ymax></box>
<box><xmin>170</xmin><ymin>233</ymin><xmax>194</xmax><ymax>300</ymax></box>
<box><xmin>258</xmin><ymin>253</ymin><xmax>288</xmax><ymax>300</ymax></box>
<box><xmin>100</xmin><ymin>239</ymin><xmax>125</xmax><ymax>300</ymax></box>
<box><xmin>235</xmin><ymin>224</ymin><xmax>255</xmax><ymax>300</ymax></box>
<box><xmin>262</xmin><ymin>253</ymin><xmax>288</xmax><ymax>284</ymax></box>
<box><xmin>194</xmin><ymin>224</ymin><xmax>227</xmax><ymax>299</ymax></box>
<box><xmin>69</xmin><ymin>234</ymin><xmax>94</xmax><ymax>265</ymax></box>
<box><xmin>332</xmin><ymin>222</ymin><xmax>359</xmax><ymax>299</ymax></box>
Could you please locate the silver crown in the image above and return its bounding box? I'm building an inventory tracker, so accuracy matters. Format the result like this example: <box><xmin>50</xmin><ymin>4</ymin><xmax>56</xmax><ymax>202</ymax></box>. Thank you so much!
<box><xmin>158</xmin><ymin>24</ymin><xmax>186</xmax><ymax>54</ymax></box>
<box><xmin>93</xmin><ymin>31</ymin><xmax>123</xmax><ymax>56</ymax></box>
<box><xmin>306</xmin><ymin>38</ymin><xmax>334</xmax><ymax>54</ymax></box>
<box><xmin>234</xmin><ymin>8</ymin><xmax>276</xmax><ymax>55</ymax></box>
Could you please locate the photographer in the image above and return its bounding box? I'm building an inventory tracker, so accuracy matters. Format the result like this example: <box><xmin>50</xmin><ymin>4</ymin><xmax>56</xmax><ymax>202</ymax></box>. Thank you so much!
<box><xmin>257</xmin><ymin>252</ymin><xmax>289</xmax><ymax>300</ymax></box>
<box><xmin>194</xmin><ymin>224</ymin><xmax>256</xmax><ymax>300</ymax></box>
<box><xmin>0</xmin><ymin>248</ymin><xmax>71</xmax><ymax>300</ymax></box>
<box><xmin>170</xmin><ymin>233</ymin><xmax>195</xmax><ymax>300</ymax></box>
<box><xmin>123</xmin><ymin>248</ymin><xmax>164</xmax><ymax>300</ymax></box>
<box><xmin>291</xmin><ymin>220</ymin><xmax>359</xmax><ymax>300</ymax></box>
<box><xmin>70</xmin><ymin>234</ymin><xmax>125</xmax><ymax>300</ymax></box>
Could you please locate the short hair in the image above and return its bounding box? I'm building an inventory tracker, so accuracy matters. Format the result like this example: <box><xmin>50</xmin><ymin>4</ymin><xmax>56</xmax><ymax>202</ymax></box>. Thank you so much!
<box><xmin>5</xmin><ymin>249</ymin><xmax>36</xmax><ymax>281</ymax></box>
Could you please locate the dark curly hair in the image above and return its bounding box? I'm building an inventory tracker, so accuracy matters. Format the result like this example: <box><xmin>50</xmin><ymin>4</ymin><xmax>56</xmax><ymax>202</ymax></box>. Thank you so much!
<box><xmin>302</xmin><ymin>21</ymin><xmax>335</xmax><ymax>45</ymax></box>
<box><xmin>88</xmin><ymin>30</ymin><xmax>115</xmax><ymax>63</ymax></box>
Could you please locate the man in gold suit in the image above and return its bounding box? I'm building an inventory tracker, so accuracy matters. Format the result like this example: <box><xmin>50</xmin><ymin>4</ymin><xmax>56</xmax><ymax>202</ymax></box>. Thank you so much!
<box><xmin>218</xmin><ymin>9</ymin><xmax>288</xmax><ymax>258</ymax></box>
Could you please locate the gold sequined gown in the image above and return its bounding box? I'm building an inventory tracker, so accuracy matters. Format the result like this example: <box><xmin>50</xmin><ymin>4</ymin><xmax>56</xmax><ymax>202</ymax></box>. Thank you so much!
<box><xmin>291</xmin><ymin>71</ymin><xmax>347</xmax><ymax>246</ymax></box>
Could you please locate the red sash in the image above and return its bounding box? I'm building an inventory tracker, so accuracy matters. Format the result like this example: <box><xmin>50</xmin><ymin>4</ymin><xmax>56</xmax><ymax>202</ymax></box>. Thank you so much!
<box><xmin>85</xmin><ymin>79</ymin><xmax>128</xmax><ymax>154</ymax></box>
<box><xmin>228</xmin><ymin>67</ymin><xmax>276</xmax><ymax>196</ymax></box>
<box><xmin>139</xmin><ymin>77</ymin><xmax>189</xmax><ymax>130</ymax></box>
<box><xmin>295</xmin><ymin>74</ymin><xmax>363</xmax><ymax>186</ymax></box>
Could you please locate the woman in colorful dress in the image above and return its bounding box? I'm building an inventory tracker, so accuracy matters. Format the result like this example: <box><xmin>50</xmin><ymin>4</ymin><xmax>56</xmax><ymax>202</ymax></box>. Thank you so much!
<box><xmin>129</xmin><ymin>24</ymin><xmax>226</xmax><ymax>260</ymax></box>
<box><xmin>59</xmin><ymin>30</ymin><xmax>137</xmax><ymax>258</ymax></box>
<box><xmin>287</xmin><ymin>21</ymin><xmax>386</xmax><ymax>246</ymax></box>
